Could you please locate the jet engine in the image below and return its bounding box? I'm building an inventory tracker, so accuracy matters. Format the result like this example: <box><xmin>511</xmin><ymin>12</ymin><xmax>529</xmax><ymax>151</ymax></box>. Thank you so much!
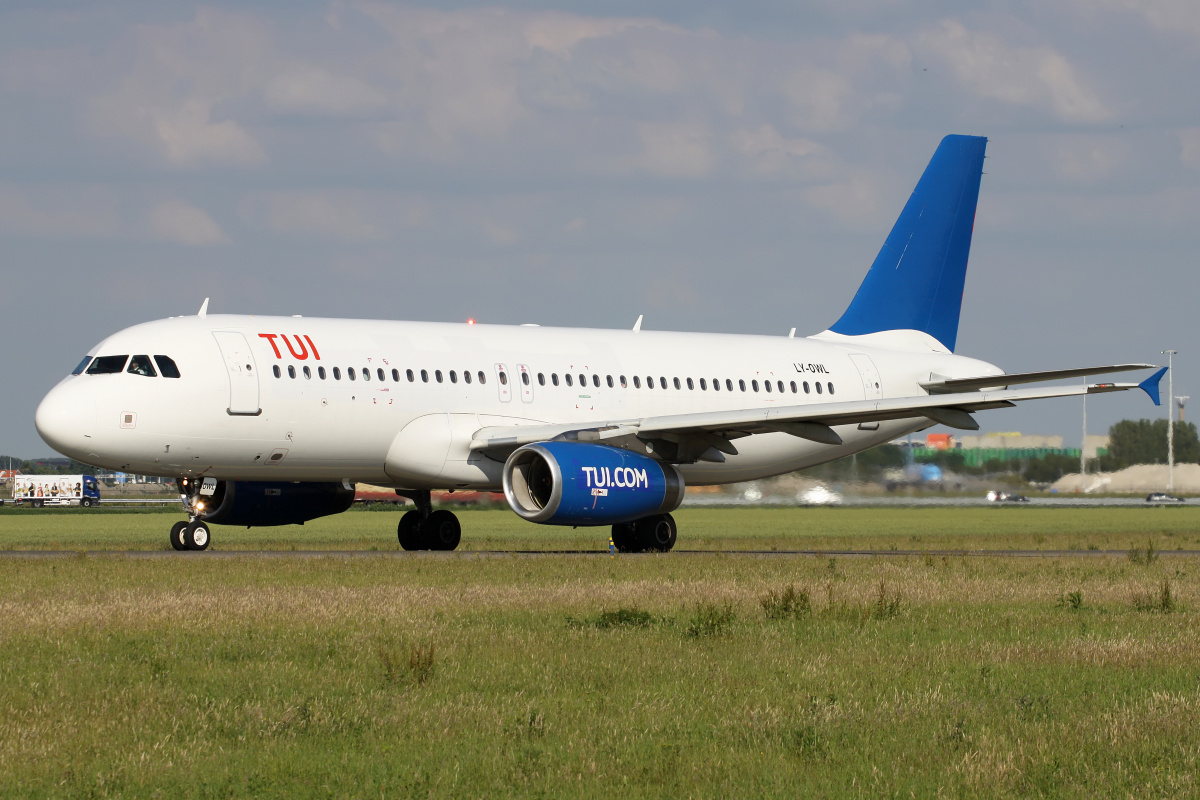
<box><xmin>502</xmin><ymin>442</ymin><xmax>685</xmax><ymax>526</ymax></box>
<box><xmin>187</xmin><ymin>479</ymin><xmax>355</xmax><ymax>527</ymax></box>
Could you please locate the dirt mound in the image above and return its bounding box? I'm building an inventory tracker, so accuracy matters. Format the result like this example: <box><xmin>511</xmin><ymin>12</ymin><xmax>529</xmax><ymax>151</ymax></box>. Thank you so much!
<box><xmin>1051</xmin><ymin>463</ymin><xmax>1200</xmax><ymax>494</ymax></box>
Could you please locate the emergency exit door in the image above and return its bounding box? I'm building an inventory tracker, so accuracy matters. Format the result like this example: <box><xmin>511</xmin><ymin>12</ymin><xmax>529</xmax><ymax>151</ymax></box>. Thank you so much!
<box><xmin>213</xmin><ymin>331</ymin><xmax>262</xmax><ymax>415</ymax></box>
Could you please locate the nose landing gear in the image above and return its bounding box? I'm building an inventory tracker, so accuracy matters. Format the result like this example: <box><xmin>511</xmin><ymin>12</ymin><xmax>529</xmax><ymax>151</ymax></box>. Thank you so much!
<box><xmin>170</xmin><ymin>478</ymin><xmax>213</xmax><ymax>551</ymax></box>
<box><xmin>395</xmin><ymin>490</ymin><xmax>462</xmax><ymax>551</ymax></box>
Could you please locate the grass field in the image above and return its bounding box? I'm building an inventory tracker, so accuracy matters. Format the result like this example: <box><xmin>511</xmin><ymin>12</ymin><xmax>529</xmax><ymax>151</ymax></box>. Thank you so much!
<box><xmin>1</xmin><ymin>507</ymin><xmax>1199</xmax><ymax>798</ymax></box>
<box><xmin>4</xmin><ymin>504</ymin><xmax>1200</xmax><ymax>552</ymax></box>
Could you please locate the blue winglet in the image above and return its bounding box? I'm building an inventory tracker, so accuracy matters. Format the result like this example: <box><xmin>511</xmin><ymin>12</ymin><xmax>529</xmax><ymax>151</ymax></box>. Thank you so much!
<box><xmin>1138</xmin><ymin>367</ymin><xmax>1168</xmax><ymax>406</ymax></box>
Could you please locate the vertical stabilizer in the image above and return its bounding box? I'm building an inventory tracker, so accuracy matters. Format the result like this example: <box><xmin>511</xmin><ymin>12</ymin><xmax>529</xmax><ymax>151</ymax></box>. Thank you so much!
<box><xmin>828</xmin><ymin>135</ymin><xmax>987</xmax><ymax>352</ymax></box>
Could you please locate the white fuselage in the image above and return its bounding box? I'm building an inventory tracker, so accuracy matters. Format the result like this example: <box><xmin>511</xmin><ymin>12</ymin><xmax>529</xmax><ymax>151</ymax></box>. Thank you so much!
<box><xmin>35</xmin><ymin>314</ymin><xmax>1002</xmax><ymax>489</ymax></box>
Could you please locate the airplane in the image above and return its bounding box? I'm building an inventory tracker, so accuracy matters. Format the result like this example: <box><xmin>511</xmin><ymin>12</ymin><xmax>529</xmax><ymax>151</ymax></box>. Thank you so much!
<box><xmin>34</xmin><ymin>135</ymin><xmax>1165</xmax><ymax>552</ymax></box>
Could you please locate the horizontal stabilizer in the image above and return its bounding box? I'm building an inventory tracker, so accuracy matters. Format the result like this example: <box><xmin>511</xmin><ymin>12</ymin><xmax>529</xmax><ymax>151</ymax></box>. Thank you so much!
<box><xmin>921</xmin><ymin>364</ymin><xmax>1157</xmax><ymax>394</ymax></box>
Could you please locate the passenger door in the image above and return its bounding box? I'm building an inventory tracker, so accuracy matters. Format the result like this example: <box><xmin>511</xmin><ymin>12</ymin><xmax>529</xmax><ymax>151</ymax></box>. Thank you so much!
<box><xmin>213</xmin><ymin>331</ymin><xmax>262</xmax><ymax>415</ymax></box>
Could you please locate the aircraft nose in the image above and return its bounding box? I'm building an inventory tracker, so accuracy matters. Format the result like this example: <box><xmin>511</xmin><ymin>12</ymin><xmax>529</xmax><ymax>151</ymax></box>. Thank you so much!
<box><xmin>35</xmin><ymin>381</ymin><xmax>95</xmax><ymax>460</ymax></box>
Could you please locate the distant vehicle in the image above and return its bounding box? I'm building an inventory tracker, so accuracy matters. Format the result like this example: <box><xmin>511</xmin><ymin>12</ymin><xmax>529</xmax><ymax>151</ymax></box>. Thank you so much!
<box><xmin>1146</xmin><ymin>492</ymin><xmax>1185</xmax><ymax>503</ymax></box>
<box><xmin>986</xmin><ymin>490</ymin><xmax>1028</xmax><ymax>502</ymax></box>
<box><xmin>798</xmin><ymin>485</ymin><xmax>843</xmax><ymax>505</ymax></box>
<box><xmin>9</xmin><ymin>475</ymin><xmax>101</xmax><ymax>507</ymax></box>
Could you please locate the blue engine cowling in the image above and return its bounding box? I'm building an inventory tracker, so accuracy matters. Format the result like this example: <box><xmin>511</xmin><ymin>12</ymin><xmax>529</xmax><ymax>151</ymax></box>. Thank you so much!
<box><xmin>502</xmin><ymin>442</ymin><xmax>685</xmax><ymax>526</ymax></box>
<box><xmin>197</xmin><ymin>481</ymin><xmax>355</xmax><ymax>527</ymax></box>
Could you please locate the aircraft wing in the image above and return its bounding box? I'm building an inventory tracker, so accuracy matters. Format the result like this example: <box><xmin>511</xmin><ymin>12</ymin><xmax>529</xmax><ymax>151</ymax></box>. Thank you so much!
<box><xmin>920</xmin><ymin>363</ymin><xmax>1156</xmax><ymax>393</ymax></box>
<box><xmin>470</xmin><ymin>368</ymin><xmax>1165</xmax><ymax>463</ymax></box>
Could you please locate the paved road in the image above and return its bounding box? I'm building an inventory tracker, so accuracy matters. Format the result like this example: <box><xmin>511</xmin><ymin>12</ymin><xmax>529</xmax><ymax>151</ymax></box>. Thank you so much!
<box><xmin>3</xmin><ymin>548</ymin><xmax>1199</xmax><ymax>559</ymax></box>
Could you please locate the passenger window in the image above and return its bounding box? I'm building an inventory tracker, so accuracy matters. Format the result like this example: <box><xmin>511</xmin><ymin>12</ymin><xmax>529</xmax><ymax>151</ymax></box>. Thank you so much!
<box><xmin>827</xmin><ymin>382</ymin><xmax>835</xmax><ymax>395</ymax></box>
<box><xmin>660</xmin><ymin>377</ymin><xmax>667</xmax><ymax>390</ymax></box>
<box><xmin>378</xmin><ymin>368</ymin><xmax>385</xmax><ymax>381</ymax></box>
<box><xmin>790</xmin><ymin>381</ymin><xmax>797</xmax><ymax>393</ymax></box>
<box><xmin>153</xmin><ymin>355</ymin><xmax>181</xmax><ymax>378</ymax></box>
<box><xmin>591</xmin><ymin>374</ymin><xmax>599</xmax><ymax>388</ymax></box>
<box><xmin>450</xmin><ymin>370</ymin><xmax>458</xmax><ymax>384</ymax></box>
<box><xmin>465</xmin><ymin>371</ymin><xmax>473</xmax><ymax>385</ymax></box>
<box><xmin>778</xmin><ymin>381</ymin><xmax>784</xmax><ymax>393</ymax></box>
<box><xmin>815</xmin><ymin>382</ymin><xmax>822</xmax><ymax>394</ymax></box>
<box><xmin>620</xmin><ymin>375</ymin><xmax>627</xmax><ymax>388</ymax></box>
<box><xmin>673</xmin><ymin>377</ymin><xmax>681</xmax><ymax>390</ymax></box>
<box><xmin>303</xmin><ymin>366</ymin><xmax>312</xmax><ymax>379</ymax></box>
<box><xmin>752</xmin><ymin>380</ymin><xmax>759</xmax><ymax>392</ymax></box>
<box><xmin>579</xmin><ymin>374</ymin><xmax>586</xmax><ymax>387</ymax></box>
<box><xmin>699</xmin><ymin>378</ymin><xmax>706</xmax><ymax>390</ymax></box>
<box><xmin>499</xmin><ymin>371</ymin><xmax>508</xmax><ymax>386</ymax></box>
<box><xmin>565</xmin><ymin>374</ymin><xmax>573</xmax><ymax>387</ymax></box>
<box><xmin>273</xmin><ymin>365</ymin><xmax>281</xmax><ymax>379</ymax></box>
<box><xmin>287</xmin><ymin>365</ymin><xmax>296</xmax><ymax>379</ymax></box>
<box><xmin>363</xmin><ymin>368</ymin><xmax>370</xmax><ymax>381</ymax></box>
<box><xmin>72</xmin><ymin>356</ymin><xmax>93</xmax><ymax>375</ymax></box>
<box><xmin>348</xmin><ymin>368</ymin><xmax>357</xmax><ymax>382</ymax></box>
<box><xmin>552</xmin><ymin>373</ymin><xmax>559</xmax><ymax>386</ymax></box>
<box><xmin>803</xmin><ymin>381</ymin><xmax>810</xmax><ymax>393</ymax></box>
<box><xmin>319</xmin><ymin>367</ymin><xmax>327</xmax><ymax>380</ymax></box>
<box><xmin>127</xmin><ymin>355</ymin><xmax>157</xmax><ymax>377</ymax></box>
<box><xmin>646</xmin><ymin>376</ymin><xmax>654</xmax><ymax>389</ymax></box>
<box><xmin>478</xmin><ymin>371</ymin><xmax>486</xmax><ymax>385</ymax></box>
<box><xmin>537</xmin><ymin>373</ymin><xmax>545</xmax><ymax>386</ymax></box>
<box><xmin>334</xmin><ymin>367</ymin><xmax>342</xmax><ymax>380</ymax></box>
<box><xmin>687</xmin><ymin>378</ymin><xmax>694</xmax><ymax>390</ymax></box>
<box><xmin>713</xmin><ymin>379</ymin><xmax>720</xmax><ymax>392</ymax></box>
<box><xmin>407</xmin><ymin>369</ymin><xmax>414</xmax><ymax>382</ymax></box>
<box><xmin>726</xmin><ymin>379</ymin><xmax>733</xmax><ymax>391</ymax></box>
<box><xmin>738</xmin><ymin>379</ymin><xmax>746</xmax><ymax>392</ymax></box>
<box><xmin>764</xmin><ymin>380</ymin><xmax>772</xmax><ymax>393</ymax></box>
<box><xmin>606</xmin><ymin>375</ymin><xmax>614</xmax><ymax>388</ymax></box>
<box><xmin>392</xmin><ymin>369</ymin><xmax>400</xmax><ymax>382</ymax></box>
<box><xmin>421</xmin><ymin>369</ymin><xmax>429</xmax><ymax>383</ymax></box>
<box><xmin>435</xmin><ymin>370</ymin><xmax>443</xmax><ymax>383</ymax></box>
<box><xmin>633</xmin><ymin>376</ymin><xmax>641</xmax><ymax>388</ymax></box>
<box><xmin>86</xmin><ymin>355</ymin><xmax>129</xmax><ymax>374</ymax></box>
<box><xmin>521</xmin><ymin>372</ymin><xmax>530</xmax><ymax>386</ymax></box>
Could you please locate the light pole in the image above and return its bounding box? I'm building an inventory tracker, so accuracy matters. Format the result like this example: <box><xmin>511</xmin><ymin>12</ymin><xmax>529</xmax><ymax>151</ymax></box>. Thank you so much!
<box><xmin>1162</xmin><ymin>350</ymin><xmax>1177</xmax><ymax>493</ymax></box>
<box><xmin>1080</xmin><ymin>392</ymin><xmax>1087</xmax><ymax>493</ymax></box>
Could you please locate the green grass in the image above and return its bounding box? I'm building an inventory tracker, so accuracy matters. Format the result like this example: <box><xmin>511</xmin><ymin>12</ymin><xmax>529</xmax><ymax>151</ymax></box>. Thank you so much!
<box><xmin>2</xmin><ymin>508</ymin><xmax>1200</xmax><ymax>797</ymax></box>
<box><xmin>4</xmin><ymin>504</ymin><xmax>1200</xmax><ymax>552</ymax></box>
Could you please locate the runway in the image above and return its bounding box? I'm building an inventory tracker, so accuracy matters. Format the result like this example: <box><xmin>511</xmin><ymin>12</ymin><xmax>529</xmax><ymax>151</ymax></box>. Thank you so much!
<box><xmin>3</xmin><ymin>548</ymin><xmax>1200</xmax><ymax>559</ymax></box>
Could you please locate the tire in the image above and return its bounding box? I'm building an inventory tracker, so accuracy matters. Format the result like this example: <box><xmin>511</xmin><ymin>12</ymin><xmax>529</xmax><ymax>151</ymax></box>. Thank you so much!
<box><xmin>611</xmin><ymin>522</ymin><xmax>639</xmax><ymax>553</ymax></box>
<box><xmin>422</xmin><ymin>509</ymin><xmax>461</xmax><ymax>551</ymax></box>
<box><xmin>397</xmin><ymin>510</ymin><xmax>424</xmax><ymax>550</ymax></box>
<box><xmin>33</xmin><ymin>499</ymin><xmax>44</xmax><ymax>508</ymax></box>
<box><xmin>170</xmin><ymin>521</ymin><xmax>188</xmax><ymax>551</ymax></box>
<box><xmin>637</xmin><ymin>513</ymin><xmax>677</xmax><ymax>553</ymax></box>
<box><xmin>80</xmin><ymin>497</ymin><xmax>93</xmax><ymax>508</ymax></box>
<box><xmin>184</xmin><ymin>520</ymin><xmax>211</xmax><ymax>551</ymax></box>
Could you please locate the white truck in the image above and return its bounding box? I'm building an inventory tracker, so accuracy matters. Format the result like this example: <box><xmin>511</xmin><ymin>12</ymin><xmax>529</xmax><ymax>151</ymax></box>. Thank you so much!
<box><xmin>8</xmin><ymin>475</ymin><xmax>101</xmax><ymax>507</ymax></box>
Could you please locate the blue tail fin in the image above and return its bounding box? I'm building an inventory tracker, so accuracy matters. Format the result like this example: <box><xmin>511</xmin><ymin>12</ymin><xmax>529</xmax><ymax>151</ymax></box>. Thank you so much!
<box><xmin>829</xmin><ymin>134</ymin><xmax>987</xmax><ymax>352</ymax></box>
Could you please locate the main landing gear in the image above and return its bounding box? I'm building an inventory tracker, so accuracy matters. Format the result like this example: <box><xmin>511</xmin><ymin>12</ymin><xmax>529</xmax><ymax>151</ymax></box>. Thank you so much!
<box><xmin>610</xmin><ymin>513</ymin><xmax>678</xmax><ymax>553</ymax></box>
<box><xmin>396</xmin><ymin>490</ymin><xmax>461</xmax><ymax>551</ymax></box>
<box><xmin>169</xmin><ymin>518</ymin><xmax>212</xmax><ymax>551</ymax></box>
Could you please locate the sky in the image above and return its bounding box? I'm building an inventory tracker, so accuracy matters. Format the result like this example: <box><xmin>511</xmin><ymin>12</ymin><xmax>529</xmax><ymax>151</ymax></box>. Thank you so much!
<box><xmin>2</xmin><ymin>0</ymin><xmax>1199</xmax><ymax>459</ymax></box>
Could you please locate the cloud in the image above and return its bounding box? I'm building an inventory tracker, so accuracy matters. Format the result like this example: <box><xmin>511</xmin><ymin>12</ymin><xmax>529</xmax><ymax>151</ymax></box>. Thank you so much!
<box><xmin>804</xmin><ymin>169</ymin><xmax>888</xmax><ymax>229</ymax></box>
<box><xmin>915</xmin><ymin>20</ymin><xmax>1110</xmax><ymax>123</ymax></box>
<box><xmin>1179</xmin><ymin>129</ymin><xmax>1200</xmax><ymax>169</ymax></box>
<box><xmin>239</xmin><ymin>192</ymin><xmax>381</xmax><ymax>242</ymax></box>
<box><xmin>0</xmin><ymin>184</ymin><xmax>120</xmax><ymax>238</ymax></box>
<box><xmin>264</xmin><ymin>65</ymin><xmax>388</xmax><ymax>116</ymax></box>
<box><xmin>1086</xmin><ymin>0</ymin><xmax>1200</xmax><ymax>38</ymax></box>
<box><xmin>147</xmin><ymin>199</ymin><xmax>228</xmax><ymax>246</ymax></box>
<box><xmin>730</xmin><ymin>125</ymin><xmax>824</xmax><ymax>177</ymax></box>
<box><xmin>630</xmin><ymin>122</ymin><xmax>714</xmax><ymax>178</ymax></box>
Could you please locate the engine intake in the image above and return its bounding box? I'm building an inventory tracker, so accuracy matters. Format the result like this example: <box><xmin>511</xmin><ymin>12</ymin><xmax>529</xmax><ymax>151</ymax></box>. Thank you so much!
<box><xmin>502</xmin><ymin>442</ymin><xmax>684</xmax><ymax>526</ymax></box>
<box><xmin>194</xmin><ymin>480</ymin><xmax>355</xmax><ymax>527</ymax></box>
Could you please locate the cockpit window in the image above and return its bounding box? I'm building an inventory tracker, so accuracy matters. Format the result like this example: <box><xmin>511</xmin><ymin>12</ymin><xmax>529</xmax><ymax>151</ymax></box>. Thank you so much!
<box><xmin>86</xmin><ymin>355</ymin><xmax>129</xmax><ymax>374</ymax></box>
<box><xmin>127</xmin><ymin>355</ymin><xmax>157</xmax><ymax>377</ymax></box>
<box><xmin>153</xmin><ymin>355</ymin><xmax>181</xmax><ymax>378</ymax></box>
<box><xmin>71</xmin><ymin>356</ymin><xmax>92</xmax><ymax>375</ymax></box>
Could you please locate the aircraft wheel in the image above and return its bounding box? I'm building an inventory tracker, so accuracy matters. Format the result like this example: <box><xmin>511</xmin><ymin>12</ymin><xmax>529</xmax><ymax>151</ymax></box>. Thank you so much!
<box><xmin>184</xmin><ymin>520</ymin><xmax>211</xmax><ymax>551</ymax></box>
<box><xmin>611</xmin><ymin>522</ymin><xmax>640</xmax><ymax>553</ymax></box>
<box><xmin>397</xmin><ymin>510</ymin><xmax>424</xmax><ymax>550</ymax></box>
<box><xmin>637</xmin><ymin>513</ymin><xmax>677</xmax><ymax>553</ymax></box>
<box><xmin>422</xmin><ymin>509</ymin><xmax>461</xmax><ymax>551</ymax></box>
<box><xmin>170</xmin><ymin>521</ymin><xmax>188</xmax><ymax>551</ymax></box>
